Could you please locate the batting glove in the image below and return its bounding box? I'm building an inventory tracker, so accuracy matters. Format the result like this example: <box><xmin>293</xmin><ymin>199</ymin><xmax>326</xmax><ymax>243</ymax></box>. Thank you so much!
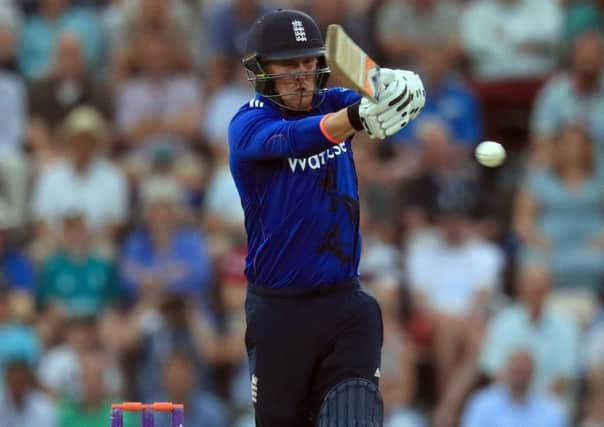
<box><xmin>348</xmin><ymin>68</ymin><xmax>425</xmax><ymax>139</ymax></box>
<box><xmin>371</xmin><ymin>69</ymin><xmax>425</xmax><ymax>136</ymax></box>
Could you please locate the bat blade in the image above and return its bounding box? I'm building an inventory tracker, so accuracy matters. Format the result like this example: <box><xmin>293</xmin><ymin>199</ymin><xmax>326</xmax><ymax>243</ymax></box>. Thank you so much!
<box><xmin>326</xmin><ymin>24</ymin><xmax>382</xmax><ymax>102</ymax></box>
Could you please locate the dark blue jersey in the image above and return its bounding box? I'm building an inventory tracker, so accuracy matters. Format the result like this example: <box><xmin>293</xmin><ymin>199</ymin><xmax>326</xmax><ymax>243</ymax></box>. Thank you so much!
<box><xmin>229</xmin><ymin>88</ymin><xmax>362</xmax><ymax>289</ymax></box>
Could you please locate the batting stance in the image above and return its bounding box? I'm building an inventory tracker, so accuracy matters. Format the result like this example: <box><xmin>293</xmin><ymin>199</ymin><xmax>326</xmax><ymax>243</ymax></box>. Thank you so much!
<box><xmin>229</xmin><ymin>9</ymin><xmax>425</xmax><ymax>427</ymax></box>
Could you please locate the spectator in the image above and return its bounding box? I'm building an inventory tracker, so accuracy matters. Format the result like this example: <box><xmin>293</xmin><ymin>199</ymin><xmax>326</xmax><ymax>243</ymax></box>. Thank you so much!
<box><xmin>0</xmin><ymin>360</ymin><xmax>57</xmax><ymax>427</ymax></box>
<box><xmin>203</xmin><ymin>70</ymin><xmax>253</xmax><ymax>148</ymax></box>
<box><xmin>0</xmin><ymin>206</ymin><xmax>35</xmax><ymax>323</ymax></box>
<box><xmin>580</xmin><ymin>386</ymin><xmax>604</xmax><ymax>427</ymax></box>
<box><xmin>0</xmin><ymin>55</ymin><xmax>29</xmax><ymax>227</ymax></box>
<box><xmin>359</xmin><ymin>220</ymin><xmax>403</xmax><ymax>284</ymax></box>
<box><xmin>308</xmin><ymin>0</ymin><xmax>372</xmax><ymax>53</ymax></box>
<box><xmin>37</xmin><ymin>213</ymin><xmax>117</xmax><ymax>317</ymax></box>
<box><xmin>392</xmin><ymin>42</ymin><xmax>482</xmax><ymax>149</ymax></box>
<box><xmin>0</xmin><ymin>66</ymin><xmax>26</xmax><ymax>150</ymax></box>
<box><xmin>104</xmin><ymin>0</ymin><xmax>198</xmax><ymax>62</ymax></box>
<box><xmin>114</xmin><ymin>295</ymin><xmax>218</xmax><ymax>403</ymax></box>
<box><xmin>515</xmin><ymin>124</ymin><xmax>604</xmax><ymax>304</ymax></box>
<box><xmin>214</xmin><ymin>245</ymin><xmax>250</xmax><ymax>417</ymax></box>
<box><xmin>461</xmin><ymin>0</ymin><xmax>562</xmax><ymax>81</ymax></box>
<box><xmin>0</xmin><ymin>283</ymin><xmax>41</xmax><ymax>374</ymax></box>
<box><xmin>29</xmin><ymin>32</ymin><xmax>113</xmax><ymax>132</ymax></box>
<box><xmin>37</xmin><ymin>317</ymin><xmax>122</xmax><ymax>401</ymax></box>
<box><xmin>119</xmin><ymin>176</ymin><xmax>212</xmax><ymax>300</ymax></box>
<box><xmin>0</xmin><ymin>207</ymin><xmax>34</xmax><ymax>294</ymax></box>
<box><xmin>406</xmin><ymin>185</ymin><xmax>504</xmax><ymax>392</ymax></box>
<box><xmin>400</xmin><ymin>119</ymin><xmax>478</xmax><ymax>233</ymax></box>
<box><xmin>202</xmin><ymin>68</ymin><xmax>249</xmax><ymax>244</ymax></box>
<box><xmin>531</xmin><ymin>31</ymin><xmax>604</xmax><ymax>165</ymax></box>
<box><xmin>462</xmin><ymin>349</ymin><xmax>569</xmax><ymax>427</ymax></box>
<box><xmin>115</xmin><ymin>28</ymin><xmax>202</xmax><ymax>159</ymax></box>
<box><xmin>371</xmin><ymin>282</ymin><xmax>425</xmax><ymax>427</ymax></box>
<box><xmin>376</xmin><ymin>0</ymin><xmax>461</xmax><ymax>68</ymax></box>
<box><xmin>203</xmin><ymin>143</ymin><xmax>246</xmax><ymax>255</ymax></box>
<box><xmin>203</xmin><ymin>0</ymin><xmax>271</xmax><ymax>90</ymax></box>
<box><xmin>583</xmin><ymin>295</ymin><xmax>604</xmax><ymax>393</ymax></box>
<box><xmin>479</xmin><ymin>263</ymin><xmax>580</xmax><ymax>398</ymax></box>
<box><xmin>57</xmin><ymin>351</ymin><xmax>120</xmax><ymax>427</ymax></box>
<box><xmin>31</xmin><ymin>106</ymin><xmax>127</xmax><ymax>251</ymax></box>
<box><xmin>19</xmin><ymin>0</ymin><xmax>104</xmax><ymax>80</ymax></box>
<box><xmin>153</xmin><ymin>352</ymin><xmax>228</xmax><ymax>427</ymax></box>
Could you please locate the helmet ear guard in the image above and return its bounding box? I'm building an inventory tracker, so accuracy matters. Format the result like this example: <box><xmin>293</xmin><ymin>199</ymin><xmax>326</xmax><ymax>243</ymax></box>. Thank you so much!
<box><xmin>242</xmin><ymin>53</ymin><xmax>273</xmax><ymax>95</ymax></box>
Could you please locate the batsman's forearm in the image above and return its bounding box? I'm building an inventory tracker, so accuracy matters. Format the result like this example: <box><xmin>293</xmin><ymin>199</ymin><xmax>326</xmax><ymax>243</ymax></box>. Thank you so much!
<box><xmin>321</xmin><ymin>103</ymin><xmax>362</xmax><ymax>142</ymax></box>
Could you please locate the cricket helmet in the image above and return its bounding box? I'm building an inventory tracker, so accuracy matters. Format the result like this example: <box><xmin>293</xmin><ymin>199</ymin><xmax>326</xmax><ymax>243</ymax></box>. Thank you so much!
<box><xmin>242</xmin><ymin>9</ymin><xmax>330</xmax><ymax>111</ymax></box>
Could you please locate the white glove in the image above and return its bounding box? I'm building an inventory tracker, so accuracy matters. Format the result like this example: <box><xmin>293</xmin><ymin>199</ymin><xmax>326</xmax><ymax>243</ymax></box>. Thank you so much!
<box><xmin>358</xmin><ymin>68</ymin><xmax>426</xmax><ymax>139</ymax></box>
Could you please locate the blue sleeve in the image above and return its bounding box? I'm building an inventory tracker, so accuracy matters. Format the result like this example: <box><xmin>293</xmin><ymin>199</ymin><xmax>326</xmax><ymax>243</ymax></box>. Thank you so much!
<box><xmin>334</xmin><ymin>87</ymin><xmax>361</xmax><ymax>108</ymax></box>
<box><xmin>229</xmin><ymin>108</ymin><xmax>335</xmax><ymax>161</ymax></box>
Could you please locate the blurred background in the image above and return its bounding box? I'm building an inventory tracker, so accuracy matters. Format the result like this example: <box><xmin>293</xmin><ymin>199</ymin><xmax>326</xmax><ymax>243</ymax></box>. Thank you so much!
<box><xmin>0</xmin><ymin>0</ymin><xmax>603</xmax><ymax>426</ymax></box>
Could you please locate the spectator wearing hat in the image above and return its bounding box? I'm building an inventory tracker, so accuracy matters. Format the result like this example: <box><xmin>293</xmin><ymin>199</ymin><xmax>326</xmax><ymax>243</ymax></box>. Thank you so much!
<box><xmin>31</xmin><ymin>106</ymin><xmax>128</xmax><ymax>258</ymax></box>
<box><xmin>119</xmin><ymin>176</ymin><xmax>212</xmax><ymax>301</ymax></box>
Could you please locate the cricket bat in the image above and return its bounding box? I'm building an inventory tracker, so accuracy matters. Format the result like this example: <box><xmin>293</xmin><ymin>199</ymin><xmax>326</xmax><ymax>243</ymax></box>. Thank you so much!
<box><xmin>325</xmin><ymin>24</ymin><xmax>382</xmax><ymax>102</ymax></box>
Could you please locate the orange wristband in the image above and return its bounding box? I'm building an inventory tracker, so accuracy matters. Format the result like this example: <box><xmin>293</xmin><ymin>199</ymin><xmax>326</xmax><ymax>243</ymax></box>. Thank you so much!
<box><xmin>319</xmin><ymin>114</ymin><xmax>341</xmax><ymax>144</ymax></box>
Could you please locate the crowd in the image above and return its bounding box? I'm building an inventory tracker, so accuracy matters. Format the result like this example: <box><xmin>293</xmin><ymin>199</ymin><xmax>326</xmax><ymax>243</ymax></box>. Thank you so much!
<box><xmin>0</xmin><ymin>0</ymin><xmax>604</xmax><ymax>426</ymax></box>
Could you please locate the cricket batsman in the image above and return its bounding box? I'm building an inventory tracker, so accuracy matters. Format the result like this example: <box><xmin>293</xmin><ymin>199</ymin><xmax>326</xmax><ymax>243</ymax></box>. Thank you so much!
<box><xmin>229</xmin><ymin>8</ymin><xmax>425</xmax><ymax>426</ymax></box>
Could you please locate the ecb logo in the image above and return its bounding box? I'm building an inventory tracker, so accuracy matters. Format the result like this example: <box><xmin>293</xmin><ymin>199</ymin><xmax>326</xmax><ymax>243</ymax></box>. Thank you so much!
<box><xmin>292</xmin><ymin>20</ymin><xmax>307</xmax><ymax>42</ymax></box>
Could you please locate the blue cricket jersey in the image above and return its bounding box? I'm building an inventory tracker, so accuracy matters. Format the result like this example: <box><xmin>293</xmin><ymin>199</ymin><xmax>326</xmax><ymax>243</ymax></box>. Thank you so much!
<box><xmin>229</xmin><ymin>88</ymin><xmax>362</xmax><ymax>289</ymax></box>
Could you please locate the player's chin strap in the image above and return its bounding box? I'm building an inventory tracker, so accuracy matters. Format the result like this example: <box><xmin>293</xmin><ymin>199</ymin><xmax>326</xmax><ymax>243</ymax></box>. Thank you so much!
<box><xmin>317</xmin><ymin>378</ymin><xmax>384</xmax><ymax>427</ymax></box>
